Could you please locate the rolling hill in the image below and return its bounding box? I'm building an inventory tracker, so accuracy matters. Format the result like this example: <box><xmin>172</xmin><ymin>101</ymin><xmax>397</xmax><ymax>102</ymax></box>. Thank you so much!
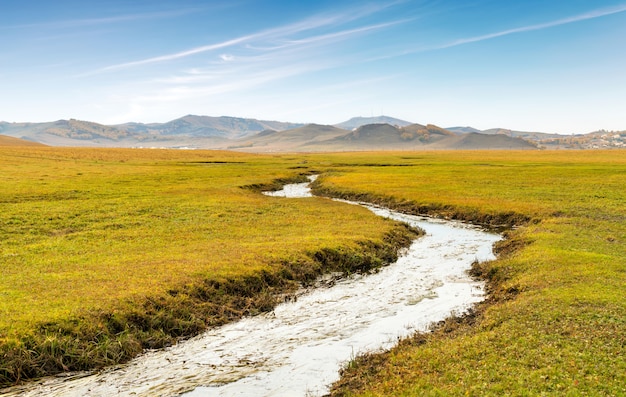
<box><xmin>0</xmin><ymin>134</ymin><xmax>47</xmax><ymax>147</ymax></box>
<box><xmin>230</xmin><ymin>124</ymin><xmax>349</xmax><ymax>151</ymax></box>
<box><xmin>446</xmin><ymin>126</ymin><xmax>482</xmax><ymax>134</ymax></box>
<box><xmin>0</xmin><ymin>115</ymin><xmax>569</xmax><ymax>151</ymax></box>
<box><xmin>310</xmin><ymin>123</ymin><xmax>533</xmax><ymax>151</ymax></box>
<box><xmin>334</xmin><ymin>116</ymin><xmax>412</xmax><ymax>130</ymax></box>
<box><xmin>443</xmin><ymin>125</ymin><xmax>626</xmax><ymax>149</ymax></box>
<box><xmin>447</xmin><ymin>126</ymin><xmax>563</xmax><ymax>140</ymax></box>
<box><xmin>0</xmin><ymin>115</ymin><xmax>304</xmax><ymax>147</ymax></box>
<box><xmin>429</xmin><ymin>132</ymin><xmax>538</xmax><ymax>149</ymax></box>
<box><xmin>1</xmin><ymin>119</ymin><xmax>146</xmax><ymax>146</ymax></box>
<box><xmin>116</xmin><ymin>115</ymin><xmax>303</xmax><ymax>140</ymax></box>
<box><xmin>232</xmin><ymin>122</ymin><xmax>536</xmax><ymax>152</ymax></box>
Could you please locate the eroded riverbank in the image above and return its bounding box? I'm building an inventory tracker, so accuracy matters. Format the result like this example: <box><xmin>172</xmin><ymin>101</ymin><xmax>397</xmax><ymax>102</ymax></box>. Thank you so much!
<box><xmin>1</xmin><ymin>177</ymin><xmax>500</xmax><ymax>397</ymax></box>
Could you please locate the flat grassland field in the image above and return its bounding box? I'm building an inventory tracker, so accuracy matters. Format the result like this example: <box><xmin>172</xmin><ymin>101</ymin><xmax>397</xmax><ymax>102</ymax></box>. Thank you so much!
<box><xmin>1</xmin><ymin>147</ymin><xmax>624</xmax><ymax>396</ymax></box>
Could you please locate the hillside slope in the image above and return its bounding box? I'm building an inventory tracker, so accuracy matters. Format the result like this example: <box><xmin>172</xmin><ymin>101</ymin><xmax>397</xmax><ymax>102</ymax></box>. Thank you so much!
<box><xmin>0</xmin><ymin>134</ymin><xmax>47</xmax><ymax>147</ymax></box>
<box><xmin>230</xmin><ymin>124</ymin><xmax>349</xmax><ymax>151</ymax></box>
<box><xmin>334</xmin><ymin>116</ymin><xmax>413</xmax><ymax>130</ymax></box>
<box><xmin>432</xmin><ymin>132</ymin><xmax>538</xmax><ymax>149</ymax></box>
<box><xmin>117</xmin><ymin>115</ymin><xmax>303</xmax><ymax>140</ymax></box>
<box><xmin>0</xmin><ymin>116</ymin><xmax>304</xmax><ymax>147</ymax></box>
<box><xmin>1</xmin><ymin>116</ymin><xmax>546</xmax><ymax>150</ymax></box>
<box><xmin>302</xmin><ymin>123</ymin><xmax>526</xmax><ymax>151</ymax></box>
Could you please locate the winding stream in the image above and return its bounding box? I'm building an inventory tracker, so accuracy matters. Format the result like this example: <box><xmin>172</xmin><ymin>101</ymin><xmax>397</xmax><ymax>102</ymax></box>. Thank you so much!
<box><xmin>1</xmin><ymin>177</ymin><xmax>501</xmax><ymax>397</ymax></box>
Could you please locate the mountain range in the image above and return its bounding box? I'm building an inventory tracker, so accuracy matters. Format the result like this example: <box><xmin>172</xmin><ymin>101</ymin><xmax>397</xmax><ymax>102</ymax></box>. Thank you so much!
<box><xmin>1</xmin><ymin>115</ymin><xmax>623</xmax><ymax>151</ymax></box>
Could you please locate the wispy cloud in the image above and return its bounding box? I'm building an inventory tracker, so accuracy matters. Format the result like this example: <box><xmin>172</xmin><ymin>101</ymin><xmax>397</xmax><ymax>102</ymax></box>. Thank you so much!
<box><xmin>80</xmin><ymin>0</ymin><xmax>414</xmax><ymax>122</ymax></box>
<box><xmin>87</xmin><ymin>35</ymin><xmax>256</xmax><ymax>74</ymax></box>
<box><xmin>85</xmin><ymin>1</ymin><xmax>407</xmax><ymax>75</ymax></box>
<box><xmin>435</xmin><ymin>3</ymin><xmax>626</xmax><ymax>50</ymax></box>
<box><xmin>127</xmin><ymin>62</ymin><xmax>327</xmax><ymax>107</ymax></box>
<box><xmin>283</xmin><ymin>19</ymin><xmax>411</xmax><ymax>46</ymax></box>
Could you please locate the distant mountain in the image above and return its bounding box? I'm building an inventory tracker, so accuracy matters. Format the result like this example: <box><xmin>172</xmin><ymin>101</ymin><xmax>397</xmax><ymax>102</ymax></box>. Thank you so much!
<box><xmin>322</xmin><ymin>122</ymin><xmax>442</xmax><ymax>145</ymax></box>
<box><xmin>1</xmin><ymin>121</ymin><xmax>55</xmax><ymax>140</ymax></box>
<box><xmin>234</xmin><ymin>122</ymin><xmax>529</xmax><ymax>152</ymax></box>
<box><xmin>0</xmin><ymin>115</ymin><xmax>304</xmax><ymax>147</ymax></box>
<box><xmin>309</xmin><ymin>123</ymin><xmax>466</xmax><ymax>151</ymax></box>
<box><xmin>446</xmin><ymin>126</ymin><xmax>482</xmax><ymax>134</ymax></box>
<box><xmin>5</xmin><ymin>114</ymin><xmax>614</xmax><ymax>150</ymax></box>
<box><xmin>230</xmin><ymin>124</ymin><xmax>348</xmax><ymax>151</ymax></box>
<box><xmin>446</xmin><ymin>126</ymin><xmax>562</xmax><ymax>140</ymax></box>
<box><xmin>453</xmin><ymin>127</ymin><xmax>626</xmax><ymax>148</ymax></box>
<box><xmin>0</xmin><ymin>119</ymin><xmax>158</xmax><ymax>147</ymax></box>
<box><xmin>45</xmin><ymin>119</ymin><xmax>130</xmax><ymax>140</ymax></box>
<box><xmin>339</xmin><ymin>123</ymin><xmax>405</xmax><ymax>146</ymax></box>
<box><xmin>116</xmin><ymin>115</ymin><xmax>303</xmax><ymax>140</ymax></box>
<box><xmin>334</xmin><ymin>116</ymin><xmax>413</xmax><ymax>130</ymax></box>
<box><xmin>480</xmin><ymin>128</ymin><xmax>564</xmax><ymax>140</ymax></box>
<box><xmin>429</xmin><ymin>132</ymin><xmax>538</xmax><ymax>150</ymax></box>
<box><xmin>400</xmin><ymin>124</ymin><xmax>456</xmax><ymax>140</ymax></box>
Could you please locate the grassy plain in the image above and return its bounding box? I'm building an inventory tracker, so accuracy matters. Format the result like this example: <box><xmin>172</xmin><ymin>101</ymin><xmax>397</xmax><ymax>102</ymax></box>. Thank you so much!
<box><xmin>1</xmin><ymin>148</ymin><xmax>624</xmax><ymax>395</ymax></box>
<box><xmin>0</xmin><ymin>147</ymin><xmax>416</xmax><ymax>384</ymax></box>
<box><xmin>315</xmin><ymin>151</ymin><xmax>625</xmax><ymax>396</ymax></box>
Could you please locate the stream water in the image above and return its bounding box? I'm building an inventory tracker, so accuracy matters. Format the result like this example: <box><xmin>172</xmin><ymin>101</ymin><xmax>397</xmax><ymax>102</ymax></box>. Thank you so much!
<box><xmin>1</xmin><ymin>177</ymin><xmax>501</xmax><ymax>397</ymax></box>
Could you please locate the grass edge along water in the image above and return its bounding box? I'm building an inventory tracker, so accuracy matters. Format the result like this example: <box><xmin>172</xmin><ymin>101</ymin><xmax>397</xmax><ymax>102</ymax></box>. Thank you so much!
<box><xmin>1</xmin><ymin>148</ymin><xmax>624</xmax><ymax>396</ymax></box>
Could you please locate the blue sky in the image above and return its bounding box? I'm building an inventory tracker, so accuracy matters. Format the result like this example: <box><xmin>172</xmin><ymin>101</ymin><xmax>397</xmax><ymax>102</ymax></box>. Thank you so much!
<box><xmin>2</xmin><ymin>0</ymin><xmax>625</xmax><ymax>134</ymax></box>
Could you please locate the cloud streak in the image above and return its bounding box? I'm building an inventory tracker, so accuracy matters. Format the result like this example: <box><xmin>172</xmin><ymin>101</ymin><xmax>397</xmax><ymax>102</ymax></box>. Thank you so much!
<box><xmin>86</xmin><ymin>1</ymin><xmax>406</xmax><ymax>75</ymax></box>
<box><xmin>283</xmin><ymin>19</ymin><xmax>411</xmax><ymax>46</ymax></box>
<box><xmin>436</xmin><ymin>3</ymin><xmax>626</xmax><ymax>50</ymax></box>
<box><xmin>90</xmin><ymin>35</ymin><xmax>256</xmax><ymax>74</ymax></box>
<box><xmin>86</xmin><ymin>2</ymin><xmax>626</xmax><ymax>123</ymax></box>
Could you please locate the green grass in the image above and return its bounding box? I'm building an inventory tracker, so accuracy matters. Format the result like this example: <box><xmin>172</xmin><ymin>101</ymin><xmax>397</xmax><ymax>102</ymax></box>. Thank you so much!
<box><xmin>2</xmin><ymin>148</ymin><xmax>624</xmax><ymax>395</ymax></box>
<box><xmin>314</xmin><ymin>151</ymin><xmax>625</xmax><ymax>396</ymax></box>
<box><xmin>0</xmin><ymin>147</ymin><xmax>417</xmax><ymax>384</ymax></box>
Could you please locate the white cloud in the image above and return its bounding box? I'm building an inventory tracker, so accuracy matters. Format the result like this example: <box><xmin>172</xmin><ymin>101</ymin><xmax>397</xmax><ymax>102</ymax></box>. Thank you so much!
<box><xmin>84</xmin><ymin>35</ymin><xmax>255</xmax><ymax>75</ymax></box>
<box><xmin>84</xmin><ymin>1</ymin><xmax>407</xmax><ymax>75</ymax></box>
<box><xmin>436</xmin><ymin>3</ymin><xmax>626</xmax><ymax>50</ymax></box>
<box><xmin>78</xmin><ymin>0</ymin><xmax>413</xmax><ymax>122</ymax></box>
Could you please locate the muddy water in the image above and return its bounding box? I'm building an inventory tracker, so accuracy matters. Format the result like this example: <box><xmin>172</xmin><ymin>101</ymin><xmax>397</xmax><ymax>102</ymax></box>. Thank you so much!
<box><xmin>2</xmin><ymin>177</ymin><xmax>500</xmax><ymax>397</ymax></box>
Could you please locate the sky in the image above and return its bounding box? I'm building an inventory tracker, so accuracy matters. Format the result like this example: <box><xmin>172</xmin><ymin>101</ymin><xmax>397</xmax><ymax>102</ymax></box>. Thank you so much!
<box><xmin>2</xmin><ymin>0</ymin><xmax>626</xmax><ymax>134</ymax></box>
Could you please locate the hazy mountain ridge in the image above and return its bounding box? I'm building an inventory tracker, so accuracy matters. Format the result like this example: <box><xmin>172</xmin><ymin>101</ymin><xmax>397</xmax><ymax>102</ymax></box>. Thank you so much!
<box><xmin>0</xmin><ymin>134</ymin><xmax>47</xmax><ymax>147</ymax></box>
<box><xmin>230</xmin><ymin>124</ymin><xmax>349</xmax><ymax>151</ymax></box>
<box><xmin>446</xmin><ymin>126</ymin><xmax>482</xmax><ymax>134</ymax></box>
<box><xmin>116</xmin><ymin>115</ymin><xmax>304</xmax><ymax>140</ymax></box>
<box><xmin>0</xmin><ymin>115</ymin><xmax>305</xmax><ymax>147</ymax></box>
<box><xmin>331</xmin><ymin>123</ymin><xmax>454</xmax><ymax>146</ymax></box>
<box><xmin>447</xmin><ymin>126</ymin><xmax>626</xmax><ymax>149</ymax></box>
<box><xmin>235</xmin><ymin>122</ymin><xmax>536</xmax><ymax>152</ymax></box>
<box><xmin>334</xmin><ymin>116</ymin><xmax>412</xmax><ymax>130</ymax></box>
<box><xmin>431</xmin><ymin>132</ymin><xmax>539</xmax><ymax>150</ymax></box>
<box><xmin>2</xmin><ymin>115</ymin><xmax>623</xmax><ymax>150</ymax></box>
<box><xmin>48</xmin><ymin>119</ymin><xmax>130</xmax><ymax>140</ymax></box>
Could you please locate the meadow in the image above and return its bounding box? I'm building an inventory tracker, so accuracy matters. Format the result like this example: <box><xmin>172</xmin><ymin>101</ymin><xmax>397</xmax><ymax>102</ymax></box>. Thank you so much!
<box><xmin>315</xmin><ymin>151</ymin><xmax>625</xmax><ymax>396</ymax></box>
<box><xmin>1</xmin><ymin>147</ymin><xmax>624</xmax><ymax>396</ymax></box>
<box><xmin>0</xmin><ymin>147</ymin><xmax>416</xmax><ymax>384</ymax></box>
